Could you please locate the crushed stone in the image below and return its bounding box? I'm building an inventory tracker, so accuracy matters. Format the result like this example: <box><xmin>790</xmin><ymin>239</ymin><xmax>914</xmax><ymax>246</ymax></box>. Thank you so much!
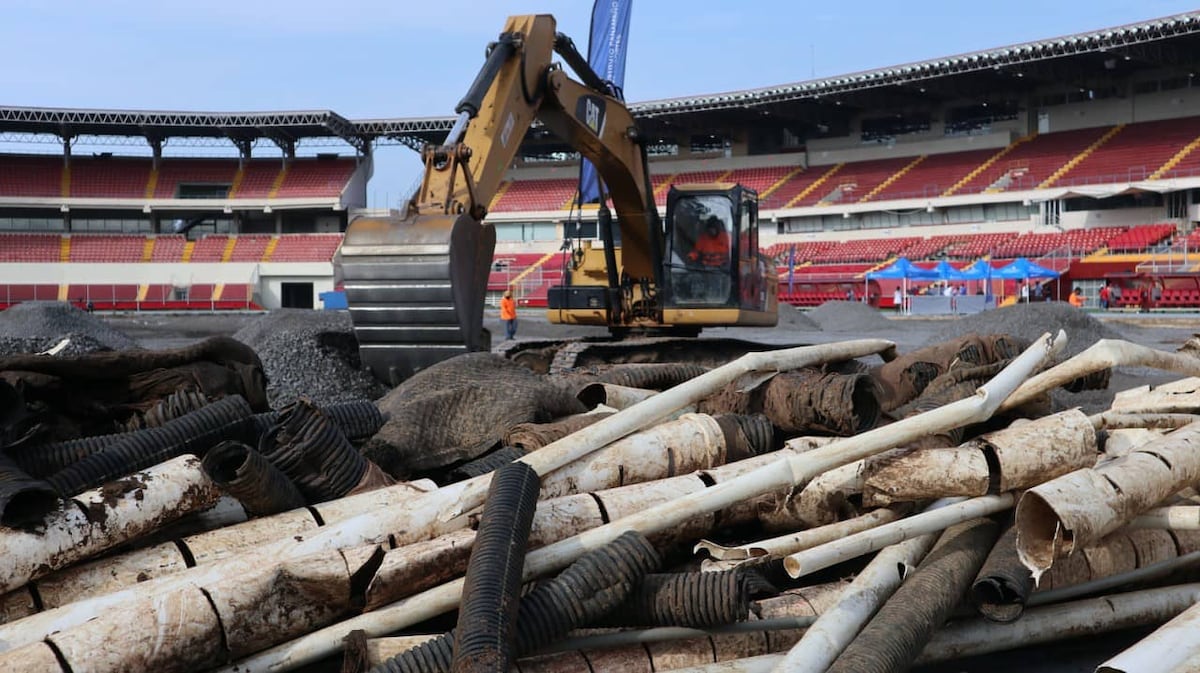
<box><xmin>808</xmin><ymin>301</ymin><xmax>894</xmax><ymax>332</ymax></box>
<box><xmin>233</xmin><ymin>309</ymin><xmax>387</xmax><ymax>408</ymax></box>
<box><xmin>0</xmin><ymin>302</ymin><xmax>140</xmax><ymax>354</ymax></box>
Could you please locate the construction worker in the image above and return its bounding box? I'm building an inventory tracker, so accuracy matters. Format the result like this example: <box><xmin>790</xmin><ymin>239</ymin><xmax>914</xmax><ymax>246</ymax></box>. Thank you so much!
<box><xmin>688</xmin><ymin>216</ymin><xmax>731</xmax><ymax>268</ymax></box>
<box><xmin>500</xmin><ymin>289</ymin><xmax>517</xmax><ymax>340</ymax></box>
<box><xmin>1068</xmin><ymin>287</ymin><xmax>1085</xmax><ymax>309</ymax></box>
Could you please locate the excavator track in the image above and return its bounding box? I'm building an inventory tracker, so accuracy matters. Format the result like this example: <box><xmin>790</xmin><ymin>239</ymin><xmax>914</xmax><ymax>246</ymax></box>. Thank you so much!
<box><xmin>499</xmin><ymin>337</ymin><xmax>809</xmax><ymax>374</ymax></box>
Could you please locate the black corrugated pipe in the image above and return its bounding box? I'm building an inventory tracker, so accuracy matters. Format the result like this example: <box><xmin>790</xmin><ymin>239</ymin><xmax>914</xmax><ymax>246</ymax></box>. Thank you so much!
<box><xmin>46</xmin><ymin>395</ymin><xmax>253</xmax><ymax>496</ymax></box>
<box><xmin>7</xmin><ymin>432</ymin><xmax>125</xmax><ymax>479</ymax></box>
<box><xmin>0</xmin><ymin>452</ymin><xmax>60</xmax><ymax>527</ymax></box>
<box><xmin>598</xmin><ymin>568</ymin><xmax>776</xmax><ymax>628</ymax></box>
<box><xmin>450</xmin><ymin>461</ymin><xmax>541</xmax><ymax>673</ymax></box>
<box><xmin>762</xmin><ymin>368</ymin><xmax>883</xmax><ymax>436</ymax></box>
<box><xmin>250</xmin><ymin>400</ymin><xmax>386</xmax><ymax>443</ymax></box>
<box><xmin>970</xmin><ymin>520</ymin><xmax>1032</xmax><ymax>623</ymax></box>
<box><xmin>200</xmin><ymin>440</ymin><xmax>306</xmax><ymax>516</ymax></box>
<box><xmin>446</xmin><ymin>446</ymin><xmax>526</xmax><ymax>482</ymax></box>
<box><xmin>714</xmin><ymin>413</ymin><xmax>775</xmax><ymax>462</ymax></box>
<box><xmin>370</xmin><ymin>530</ymin><xmax>660</xmax><ymax>673</ymax></box>
<box><xmin>125</xmin><ymin>388</ymin><xmax>210</xmax><ymax>431</ymax></box>
<box><xmin>826</xmin><ymin>518</ymin><xmax>1001</xmax><ymax>673</ymax></box>
<box><xmin>257</xmin><ymin>398</ymin><xmax>370</xmax><ymax>503</ymax></box>
<box><xmin>593</xmin><ymin>363</ymin><xmax>709</xmax><ymax>391</ymax></box>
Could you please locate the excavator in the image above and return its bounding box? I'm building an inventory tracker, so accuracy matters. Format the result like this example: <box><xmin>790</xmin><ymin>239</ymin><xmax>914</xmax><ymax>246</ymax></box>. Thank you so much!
<box><xmin>338</xmin><ymin>14</ymin><xmax>779</xmax><ymax>385</ymax></box>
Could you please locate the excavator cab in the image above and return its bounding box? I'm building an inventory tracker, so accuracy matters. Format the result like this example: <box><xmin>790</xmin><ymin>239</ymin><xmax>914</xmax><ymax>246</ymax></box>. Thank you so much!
<box><xmin>661</xmin><ymin>184</ymin><xmax>777</xmax><ymax>325</ymax></box>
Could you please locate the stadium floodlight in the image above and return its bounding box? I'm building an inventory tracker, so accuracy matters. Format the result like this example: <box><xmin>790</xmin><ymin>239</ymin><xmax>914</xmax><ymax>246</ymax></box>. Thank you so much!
<box><xmin>223</xmin><ymin>205</ymin><xmax>233</xmax><ymax>214</ymax></box>
<box><xmin>59</xmin><ymin>204</ymin><xmax>69</xmax><ymax>213</ymax></box>
<box><xmin>142</xmin><ymin>204</ymin><xmax>152</xmax><ymax>214</ymax></box>
<box><xmin>264</xmin><ymin>205</ymin><xmax>273</xmax><ymax>214</ymax></box>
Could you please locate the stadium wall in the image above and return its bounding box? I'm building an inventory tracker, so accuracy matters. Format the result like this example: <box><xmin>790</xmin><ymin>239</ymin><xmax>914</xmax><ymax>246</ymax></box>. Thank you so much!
<box><xmin>806</xmin><ymin>130</ymin><xmax>1016</xmax><ymax>166</ymax></box>
<box><xmin>1035</xmin><ymin>87</ymin><xmax>1200</xmax><ymax>132</ymax></box>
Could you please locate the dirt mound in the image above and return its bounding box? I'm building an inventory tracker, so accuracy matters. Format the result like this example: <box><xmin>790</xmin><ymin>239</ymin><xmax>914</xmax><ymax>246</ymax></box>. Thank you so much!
<box><xmin>808</xmin><ymin>301</ymin><xmax>893</xmax><ymax>332</ymax></box>
<box><xmin>0</xmin><ymin>302</ymin><xmax>140</xmax><ymax>353</ymax></box>
<box><xmin>929</xmin><ymin>301</ymin><xmax>1121</xmax><ymax>357</ymax></box>
<box><xmin>776</xmin><ymin>304</ymin><xmax>822</xmax><ymax>331</ymax></box>
<box><xmin>234</xmin><ymin>309</ymin><xmax>386</xmax><ymax>407</ymax></box>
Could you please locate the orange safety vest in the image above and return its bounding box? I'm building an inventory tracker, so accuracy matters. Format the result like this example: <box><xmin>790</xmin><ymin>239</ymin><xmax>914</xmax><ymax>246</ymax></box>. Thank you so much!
<box><xmin>1068</xmin><ymin>292</ymin><xmax>1084</xmax><ymax>308</ymax></box>
<box><xmin>500</xmin><ymin>296</ymin><xmax>517</xmax><ymax>320</ymax></box>
<box><xmin>689</xmin><ymin>230</ymin><xmax>730</xmax><ymax>266</ymax></box>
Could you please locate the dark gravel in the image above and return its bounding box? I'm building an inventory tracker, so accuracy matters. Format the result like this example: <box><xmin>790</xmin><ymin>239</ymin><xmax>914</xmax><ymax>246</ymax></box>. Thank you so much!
<box><xmin>808</xmin><ymin>301</ymin><xmax>896</xmax><ymax>332</ymax></box>
<box><xmin>0</xmin><ymin>302</ymin><xmax>140</xmax><ymax>355</ymax></box>
<box><xmin>776</xmin><ymin>303</ymin><xmax>822</xmax><ymax>331</ymax></box>
<box><xmin>927</xmin><ymin>301</ymin><xmax>1122</xmax><ymax>358</ymax></box>
<box><xmin>233</xmin><ymin>310</ymin><xmax>387</xmax><ymax>408</ymax></box>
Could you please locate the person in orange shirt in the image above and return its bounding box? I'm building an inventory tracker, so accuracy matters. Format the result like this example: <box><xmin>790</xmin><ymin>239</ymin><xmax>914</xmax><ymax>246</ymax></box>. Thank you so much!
<box><xmin>500</xmin><ymin>289</ymin><xmax>517</xmax><ymax>340</ymax></box>
<box><xmin>1068</xmin><ymin>287</ymin><xmax>1085</xmax><ymax>308</ymax></box>
<box><xmin>688</xmin><ymin>216</ymin><xmax>731</xmax><ymax>267</ymax></box>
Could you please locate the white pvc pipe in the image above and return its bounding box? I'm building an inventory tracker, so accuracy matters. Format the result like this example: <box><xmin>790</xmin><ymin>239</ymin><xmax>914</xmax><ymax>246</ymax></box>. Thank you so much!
<box><xmin>216</xmin><ymin>332</ymin><xmax>1060</xmax><ymax>673</ymax></box>
<box><xmin>1001</xmin><ymin>339</ymin><xmax>1200</xmax><ymax>414</ymax></box>
<box><xmin>0</xmin><ymin>454</ymin><xmax>220</xmax><ymax>595</ymax></box>
<box><xmin>694</xmin><ymin>507</ymin><xmax>906</xmax><ymax>563</ymax></box>
<box><xmin>1130</xmin><ymin>506</ymin><xmax>1200</xmax><ymax>530</ymax></box>
<box><xmin>782</xmin><ymin>494</ymin><xmax>1014</xmax><ymax>579</ymax></box>
<box><xmin>1097</xmin><ymin>592</ymin><xmax>1200</xmax><ymax>672</ymax></box>
<box><xmin>772</xmin><ymin>533</ymin><xmax>938</xmax><ymax>673</ymax></box>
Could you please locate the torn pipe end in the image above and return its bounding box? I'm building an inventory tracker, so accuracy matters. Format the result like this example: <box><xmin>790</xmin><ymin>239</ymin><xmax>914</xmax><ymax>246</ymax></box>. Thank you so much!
<box><xmin>1015</xmin><ymin>490</ymin><xmax>1072</xmax><ymax>585</ymax></box>
<box><xmin>693</xmin><ymin>539</ymin><xmax>765</xmax><ymax>562</ymax></box>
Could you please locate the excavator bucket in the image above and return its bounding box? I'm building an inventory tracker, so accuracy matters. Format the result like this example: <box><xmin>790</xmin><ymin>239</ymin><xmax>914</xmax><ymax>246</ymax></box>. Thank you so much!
<box><xmin>338</xmin><ymin>212</ymin><xmax>496</xmax><ymax>385</ymax></box>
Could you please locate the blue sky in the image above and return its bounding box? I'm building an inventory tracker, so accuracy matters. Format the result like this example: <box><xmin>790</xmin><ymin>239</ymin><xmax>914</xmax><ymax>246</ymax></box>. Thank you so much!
<box><xmin>1</xmin><ymin>0</ymin><xmax>1197</xmax><ymax>208</ymax></box>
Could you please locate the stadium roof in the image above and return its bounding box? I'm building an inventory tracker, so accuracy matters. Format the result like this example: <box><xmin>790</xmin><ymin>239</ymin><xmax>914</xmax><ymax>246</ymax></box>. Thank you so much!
<box><xmin>2</xmin><ymin>11</ymin><xmax>1199</xmax><ymax>150</ymax></box>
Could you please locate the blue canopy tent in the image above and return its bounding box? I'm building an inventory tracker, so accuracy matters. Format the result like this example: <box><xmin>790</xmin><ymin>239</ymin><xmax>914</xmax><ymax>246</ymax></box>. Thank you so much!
<box><xmin>993</xmin><ymin>257</ymin><xmax>1061</xmax><ymax>280</ymax></box>
<box><xmin>932</xmin><ymin>260</ymin><xmax>987</xmax><ymax>281</ymax></box>
<box><xmin>994</xmin><ymin>257</ymin><xmax>1061</xmax><ymax>302</ymax></box>
<box><xmin>866</xmin><ymin>257</ymin><xmax>939</xmax><ymax>313</ymax></box>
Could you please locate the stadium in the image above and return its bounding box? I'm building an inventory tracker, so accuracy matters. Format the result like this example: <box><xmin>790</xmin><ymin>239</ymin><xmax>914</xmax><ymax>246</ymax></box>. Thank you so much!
<box><xmin>1</xmin><ymin>11</ymin><xmax>1200</xmax><ymax>314</ymax></box>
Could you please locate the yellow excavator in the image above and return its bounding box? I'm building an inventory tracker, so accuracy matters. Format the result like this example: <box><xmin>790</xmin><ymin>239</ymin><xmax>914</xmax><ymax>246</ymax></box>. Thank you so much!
<box><xmin>338</xmin><ymin>14</ymin><xmax>778</xmax><ymax>384</ymax></box>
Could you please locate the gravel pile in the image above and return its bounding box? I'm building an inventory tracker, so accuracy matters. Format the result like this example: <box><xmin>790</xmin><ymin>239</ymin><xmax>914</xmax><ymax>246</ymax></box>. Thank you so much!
<box><xmin>776</xmin><ymin>304</ymin><xmax>822</xmax><ymax>331</ymax></box>
<box><xmin>808</xmin><ymin>301</ymin><xmax>894</xmax><ymax>332</ymax></box>
<box><xmin>929</xmin><ymin>302</ymin><xmax>1122</xmax><ymax>357</ymax></box>
<box><xmin>234</xmin><ymin>309</ymin><xmax>387</xmax><ymax>408</ymax></box>
<box><xmin>0</xmin><ymin>302</ymin><xmax>140</xmax><ymax>355</ymax></box>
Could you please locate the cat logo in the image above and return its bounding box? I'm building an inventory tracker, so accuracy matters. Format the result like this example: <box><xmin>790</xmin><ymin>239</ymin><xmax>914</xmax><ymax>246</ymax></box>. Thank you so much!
<box><xmin>575</xmin><ymin>96</ymin><xmax>607</xmax><ymax>136</ymax></box>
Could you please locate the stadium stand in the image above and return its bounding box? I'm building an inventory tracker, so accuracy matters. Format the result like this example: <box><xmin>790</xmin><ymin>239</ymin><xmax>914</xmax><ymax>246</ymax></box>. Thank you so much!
<box><xmin>1105</xmin><ymin>223</ymin><xmax>1177</xmax><ymax>252</ymax></box>
<box><xmin>0</xmin><ymin>233</ymin><xmax>61</xmax><ymax>262</ymax></box>
<box><xmin>148</xmin><ymin>235</ymin><xmax>187</xmax><ymax>262</ymax></box>
<box><xmin>273</xmin><ymin>159</ymin><xmax>356</xmax><ymax>198</ymax></box>
<box><xmin>68</xmin><ymin>234</ymin><xmax>145</xmax><ymax>262</ymax></box>
<box><xmin>803</xmin><ymin>158</ymin><xmax>913</xmax><ymax>206</ymax></box>
<box><xmin>228</xmin><ymin>234</ymin><xmax>272</xmax><ymax>262</ymax></box>
<box><xmin>189</xmin><ymin>235</ymin><xmax>231</xmax><ymax>262</ymax></box>
<box><xmin>867</xmin><ymin>149</ymin><xmax>999</xmax><ymax>201</ymax></box>
<box><xmin>812</xmin><ymin>236</ymin><xmax>921</xmax><ymax>263</ymax></box>
<box><xmin>953</xmin><ymin>127</ymin><xmax>1111</xmax><ymax>194</ymax></box>
<box><xmin>69</xmin><ymin>157</ymin><xmax>151</xmax><ymax>198</ymax></box>
<box><xmin>0</xmin><ymin>155</ymin><xmax>62</xmax><ymax>197</ymax></box>
<box><xmin>267</xmin><ymin>234</ymin><xmax>343</xmax><ymax>262</ymax></box>
<box><xmin>1061</xmin><ymin>117</ymin><xmax>1200</xmax><ymax>183</ymax></box>
<box><xmin>231</xmin><ymin>163</ymin><xmax>280</xmax><ymax>198</ymax></box>
<box><xmin>790</xmin><ymin>263</ymin><xmax>874</xmax><ymax>276</ymax></box>
<box><xmin>491</xmin><ymin>178</ymin><xmax>576</xmax><ymax>212</ymax></box>
<box><xmin>152</xmin><ymin>159</ymin><xmax>237</xmax><ymax>198</ymax></box>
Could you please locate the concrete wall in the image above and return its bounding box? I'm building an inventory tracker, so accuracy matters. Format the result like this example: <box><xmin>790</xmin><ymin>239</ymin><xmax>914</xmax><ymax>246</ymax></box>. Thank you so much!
<box><xmin>0</xmin><ymin>261</ymin><xmax>335</xmax><ymax>309</ymax></box>
<box><xmin>1060</xmin><ymin>206</ymin><xmax>1171</xmax><ymax>229</ymax></box>
<box><xmin>806</xmin><ymin>130</ymin><xmax>1016</xmax><ymax>166</ymax></box>
<box><xmin>1040</xmin><ymin>88</ymin><xmax>1200</xmax><ymax>132</ymax></box>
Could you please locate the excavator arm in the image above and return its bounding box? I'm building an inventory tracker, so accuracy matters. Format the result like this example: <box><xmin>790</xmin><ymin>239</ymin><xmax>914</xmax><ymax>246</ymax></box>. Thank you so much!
<box><xmin>339</xmin><ymin>14</ymin><xmax>662</xmax><ymax>384</ymax></box>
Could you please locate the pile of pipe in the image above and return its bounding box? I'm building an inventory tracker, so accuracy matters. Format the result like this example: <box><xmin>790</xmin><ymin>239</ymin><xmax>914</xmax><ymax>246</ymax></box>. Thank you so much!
<box><xmin>8</xmin><ymin>332</ymin><xmax>1200</xmax><ymax>673</ymax></box>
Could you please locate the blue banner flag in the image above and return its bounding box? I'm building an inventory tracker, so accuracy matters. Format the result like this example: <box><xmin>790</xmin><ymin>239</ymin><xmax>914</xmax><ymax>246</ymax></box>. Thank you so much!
<box><xmin>578</xmin><ymin>0</ymin><xmax>633</xmax><ymax>205</ymax></box>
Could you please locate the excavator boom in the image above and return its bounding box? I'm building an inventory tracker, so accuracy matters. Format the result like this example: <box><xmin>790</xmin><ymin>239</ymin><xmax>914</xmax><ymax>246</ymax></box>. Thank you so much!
<box><xmin>339</xmin><ymin>14</ymin><xmax>777</xmax><ymax>385</ymax></box>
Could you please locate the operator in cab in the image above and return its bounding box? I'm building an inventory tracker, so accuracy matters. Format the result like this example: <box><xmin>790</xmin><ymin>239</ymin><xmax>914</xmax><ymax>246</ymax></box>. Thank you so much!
<box><xmin>689</xmin><ymin>215</ymin><xmax>731</xmax><ymax>267</ymax></box>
